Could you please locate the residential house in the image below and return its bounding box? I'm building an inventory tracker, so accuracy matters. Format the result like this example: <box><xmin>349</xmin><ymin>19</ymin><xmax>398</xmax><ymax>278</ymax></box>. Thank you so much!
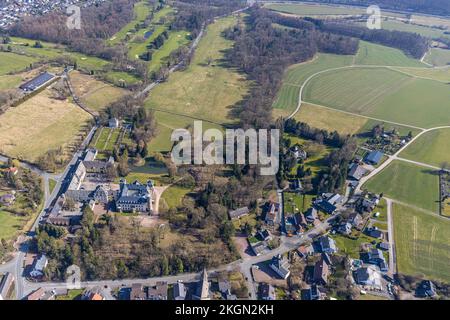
<box><xmin>265</xmin><ymin>202</ymin><xmax>279</xmax><ymax>226</ymax></box>
<box><xmin>315</xmin><ymin>200</ymin><xmax>337</xmax><ymax>215</ymax></box>
<box><xmin>26</xmin><ymin>288</ymin><xmax>46</xmax><ymax>300</ymax></box>
<box><xmin>259</xmin><ymin>283</ymin><xmax>275</xmax><ymax>300</ymax></box>
<box><xmin>337</xmin><ymin>222</ymin><xmax>352</xmax><ymax>235</ymax></box>
<box><xmin>257</xmin><ymin>229</ymin><xmax>271</xmax><ymax>242</ymax></box>
<box><xmin>30</xmin><ymin>254</ymin><xmax>48</xmax><ymax>278</ymax></box>
<box><xmin>364</xmin><ymin>249</ymin><xmax>388</xmax><ymax>272</ymax></box>
<box><xmin>270</xmin><ymin>254</ymin><xmax>290</xmax><ymax>279</ymax></box>
<box><xmin>250</xmin><ymin>242</ymin><xmax>266</xmax><ymax>256</ymax></box>
<box><xmin>84</xmin><ymin>148</ymin><xmax>98</xmax><ymax>161</ymax></box>
<box><xmin>289</xmin><ymin>179</ymin><xmax>303</xmax><ymax>192</ymax></box>
<box><xmin>193</xmin><ymin>269</ymin><xmax>210</xmax><ymax>300</ymax></box>
<box><xmin>366</xmin><ymin>227</ymin><xmax>384</xmax><ymax>240</ymax></box>
<box><xmin>130</xmin><ymin>283</ymin><xmax>146</xmax><ymax>300</ymax></box>
<box><xmin>318</xmin><ymin>236</ymin><xmax>337</xmax><ymax>254</ymax></box>
<box><xmin>302</xmin><ymin>285</ymin><xmax>322</xmax><ymax>300</ymax></box>
<box><xmin>218</xmin><ymin>280</ymin><xmax>235</xmax><ymax>300</ymax></box>
<box><xmin>313</xmin><ymin>258</ymin><xmax>329</xmax><ymax>285</ymax></box>
<box><xmin>148</xmin><ymin>281</ymin><xmax>168</xmax><ymax>300</ymax></box>
<box><xmin>354</xmin><ymin>266</ymin><xmax>382</xmax><ymax>290</ymax></box>
<box><xmin>82</xmin><ymin>287</ymin><xmax>105</xmax><ymax>300</ymax></box>
<box><xmin>378</xmin><ymin>242</ymin><xmax>390</xmax><ymax>251</ymax></box>
<box><xmin>228</xmin><ymin>207</ymin><xmax>249</xmax><ymax>220</ymax></box>
<box><xmin>416</xmin><ymin>280</ymin><xmax>436</xmax><ymax>298</ymax></box>
<box><xmin>364</xmin><ymin>150</ymin><xmax>384</xmax><ymax>165</ymax></box>
<box><xmin>304</xmin><ymin>207</ymin><xmax>317</xmax><ymax>223</ymax></box>
<box><xmin>173</xmin><ymin>282</ymin><xmax>186</xmax><ymax>300</ymax></box>
<box><xmin>348</xmin><ymin>163</ymin><xmax>367</xmax><ymax>181</ymax></box>
<box><xmin>348</xmin><ymin>212</ymin><xmax>363</xmax><ymax>228</ymax></box>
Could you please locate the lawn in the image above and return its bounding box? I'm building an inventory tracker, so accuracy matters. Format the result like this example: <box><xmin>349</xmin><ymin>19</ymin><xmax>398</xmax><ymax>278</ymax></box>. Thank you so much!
<box><xmin>49</xmin><ymin>179</ymin><xmax>57</xmax><ymax>194</ymax></box>
<box><xmin>0</xmin><ymin>210</ymin><xmax>28</xmax><ymax>240</ymax></box>
<box><xmin>354</xmin><ymin>41</ymin><xmax>427</xmax><ymax>67</ymax></box>
<box><xmin>0</xmin><ymin>52</ymin><xmax>38</xmax><ymax>76</ymax></box>
<box><xmin>0</xmin><ymin>89</ymin><xmax>91</xmax><ymax>163</ymax></box>
<box><xmin>284</xmin><ymin>192</ymin><xmax>314</xmax><ymax>214</ymax></box>
<box><xmin>273</xmin><ymin>53</ymin><xmax>354</xmax><ymax>113</ymax></box>
<box><xmin>400</xmin><ymin>128</ymin><xmax>450</xmax><ymax>168</ymax></box>
<box><xmin>393</xmin><ymin>203</ymin><xmax>450</xmax><ymax>282</ymax></box>
<box><xmin>0</xmin><ymin>74</ymin><xmax>21</xmax><ymax>90</ymax></box>
<box><xmin>364</xmin><ymin>161</ymin><xmax>440</xmax><ymax>213</ymax></box>
<box><xmin>303</xmin><ymin>67</ymin><xmax>450</xmax><ymax>128</ymax></box>
<box><xmin>161</xmin><ymin>185</ymin><xmax>192</xmax><ymax>209</ymax></box>
<box><xmin>331</xmin><ymin>233</ymin><xmax>380</xmax><ymax>259</ymax></box>
<box><xmin>147</xmin><ymin>111</ymin><xmax>224</xmax><ymax>154</ymax></box>
<box><xmin>424</xmin><ymin>48</ymin><xmax>450</xmax><ymax>67</ymax></box>
<box><xmin>56</xmin><ymin>289</ymin><xmax>83</xmax><ymax>300</ymax></box>
<box><xmin>292</xmin><ymin>103</ymin><xmax>368</xmax><ymax>135</ymax></box>
<box><xmin>145</xmin><ymin>16</ymin><xmax>249</xmax><ymax>125</ymax></box>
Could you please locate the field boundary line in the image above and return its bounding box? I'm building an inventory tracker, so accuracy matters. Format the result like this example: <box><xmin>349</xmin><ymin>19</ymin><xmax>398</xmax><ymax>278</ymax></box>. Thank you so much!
<box><xmin>389</xmin><ymin>199</ymin><xmax>446</xmax><ymax>220</ymax></box>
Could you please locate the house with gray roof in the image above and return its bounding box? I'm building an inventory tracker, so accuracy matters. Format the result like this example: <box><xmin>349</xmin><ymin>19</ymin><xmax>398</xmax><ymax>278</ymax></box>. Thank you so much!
<box><xmin>270</xmin><ymin>254</ymin><xmax>290</xmax><ymax>279</ymax></box>
<box><xmin>228</xmin><ymin>207</ymin><xmax>249</xmax><ymax>220</ymax></box>
<box><xmin>115</xmin><ymin>180</ymin><xmax>153</xmax><ymax>213</ymax></box>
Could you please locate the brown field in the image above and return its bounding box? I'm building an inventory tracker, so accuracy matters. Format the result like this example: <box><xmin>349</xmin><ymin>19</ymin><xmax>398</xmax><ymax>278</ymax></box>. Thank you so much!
<box><xmin>69</xmin><ymin>71</ymin><xmax>127</xmax><ymax>112</ymax></box>
<box><xmin>0</xmin><ymin>88</ymin><xmax>91</xmax><ymax>162</ymax></box>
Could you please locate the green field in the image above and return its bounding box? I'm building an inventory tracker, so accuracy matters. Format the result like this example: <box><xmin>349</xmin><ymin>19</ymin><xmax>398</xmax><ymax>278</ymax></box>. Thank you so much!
<box><xmin>161</xmin><ymin>185</ymin><xmax>192</xmax><ymax>209</ymax></box>
<box><xmin>264</xmin><ymin>3</ymin><xmax>366</xmax><ymax>16</ymax></box>
<box><xmin>364</xmin><ymin>161</ymin><xmax>440</xmax><ymax>213</ymax></box>
<box><xmin>0</xmin><ymin>52</ymin><xmax>38</xmax><ymax>76</ymax></box>
<box><xmin>392</xmin><ymin>66</ymin><xmax>450</xmax><ymax>82</ymax></box>
<box><xmin>273</xmin><ymin>53</ymin><xmax>354</xmax><ymax>113</ymax></box>
<box><xmin>147</xmin><ymin>111</ymin><xmax>224</xmax><ymax>154</ymax></box>
<box><xmin>400</xmin><ymin>128</ymin><xmax>450</xmax><ymax>167</ymax></box>
<box><xmin>354</xmin><ymin>20</ymin><xmax>447</xmax><ymax>38</ymax></box>
<box><xmin>145</xmin><ymin>16</ymin><xmax>249</xmax><ymax>125</ymax></box>
<box><xmin>292</xmin><ymin>103</ymin><xmax>368</xmax><ymax>135</ymax></box>
<box><xmin>284</xmin><ymin>193</ymin><xmax>314</xmax><ymax>214</ymax></box>
<box><xmin>303</xmin><ymin>67</ymin><xmax>450</xmax><ymax>128</ymax></box>
<box><xmin>0</xmin><ymin>74</ymin><xmax>22</xmax><ymax>90</ymax></box>
<box><xmin>424</xmin><ymin>48</ymin><xmax>450</xmax><ymax>67</ymax></box>
<box><xmin>0</xmin><ymin>210</ymin><xmax>28</xmax><ymax>240</ymax></box>
<box><xmin>393</xmin><ymin>203</ymin><xmax>450</xmax><ymax>282</ymax></box>
<box><xmin>355</xmin><ymin>41</ymin><xmax>426</xmax><ymax>67</ymax></box>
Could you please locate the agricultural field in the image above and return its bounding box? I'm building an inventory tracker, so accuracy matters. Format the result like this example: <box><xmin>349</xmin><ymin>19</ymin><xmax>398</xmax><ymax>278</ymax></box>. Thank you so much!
<box><xmin>0</xmin><ymin>88</ymin><xmax>91</xmax><ymax>163</ymax></box>
<box><xmin>424</xmin><ymin>48</ymin><xmax>450</xmax><ymax>67</ymax></box>
<box><xmin>364</xmin><ymin>161</ymin><xmax>440</xmax><ymax>213</ymax></box>
<box><xmin>393</xmin><ymin>203</ymin><xmax>450</xmax><ymax>282</ymax></box>
<box><xmin>303</xmin><ymin>67</ymin><xmax>450</xmax><ymax>128</ymax></box>
<box><xmin>392</xmin><ymin>66</ymin><xmax>450</xmax><ymax>82</ymax></box>
<box><xmin>264</xmin><ymin>3</ymin><xmax>366</xmax><ymax>16</ymax></box>
<box><xmin>400</xmin><ymin>128</ymin><xmax>450</xmax><ymax>167</ymax></box>
<box><xmin>272</xmin><ymin>53</ymin><xmax>354</xmax><ymax>113</ymax></box>
<box><xmin>69</xmin><ymin>71</ymin><xmax>127</xmax><ymax>112</ymax></box>
<box><xmin>292</xmin><ymin>103</ymin><xmax>368</xmax><ymax>135</ymax></box>
<box><xmin>354</xmin><ymin>41</ymin><xmax>427</xmax><ymax>67</ymax></box>
<box><xmin>0</xmin><ymin>52</ymin><xmax>38</xmax><ymax>76</ymax></box>
<box><xmin>354</xmin><ymin>19</ymin><xmax>447</xmax><ymax>38</ymax></box>
<box><xmin>145</xmin><ymin>16</ymin><xmax>249</xmax><ymax>125</ymax></box>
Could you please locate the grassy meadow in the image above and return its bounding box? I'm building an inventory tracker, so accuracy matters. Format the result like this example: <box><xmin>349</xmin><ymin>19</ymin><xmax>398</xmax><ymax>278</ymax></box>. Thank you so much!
<box><xmin>145</xmin><ymin>16</ymin><xmax>249</xmax><ymax>125</ymax></box>
<box><xmin>0</xmin><ymin>52</ymin><xmax>38</xmax><ymax>75</ymax></box>
<box><xmin>393</xmin><ymin>203</ymin><xmax>450</xmax><ymax>282</ymax></box>
<box><xmin>424</xmin><ymin>48</ymin><xmax>450</xmax><ymax>67</ymax></box>
<box><xmin>400</xmin><ymin>129</ymin><xmax>450</xmax><ymax>167</ymax></box>
<box><xmin>364</xmin><ymin>161</ymin><xmax>440</xmax><ymax>213</ymax></box>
